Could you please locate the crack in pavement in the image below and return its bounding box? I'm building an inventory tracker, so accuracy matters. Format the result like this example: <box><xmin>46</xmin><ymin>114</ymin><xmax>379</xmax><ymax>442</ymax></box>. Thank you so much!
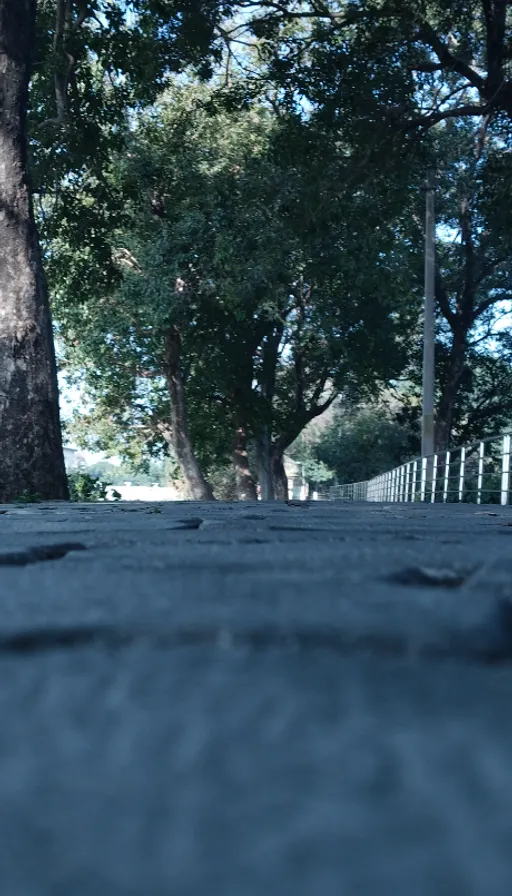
<box><xmin>0</xmin><ymin>543</ymin><xmax>87</xmax><ymax>566</ymax></box>
<box><xmin>1</xmin><ymin>601</ymin><xmax>512</xmax><ymax>664</ymax></box>
<box><xmin>388</xmin><ymin>565</ymin><xmax>477</xmax><ymax>588</ymax></box>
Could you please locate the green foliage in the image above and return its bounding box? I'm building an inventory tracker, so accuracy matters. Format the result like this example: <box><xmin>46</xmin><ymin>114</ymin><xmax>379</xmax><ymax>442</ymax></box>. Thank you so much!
<box><xmin>394</xmin><ymin>338</ymin><xmax>512</xmax><ymax>449</ymax></box>
<box><xmin>287</xmin><ymin>436</ymin><xmax>335</xmax><ymax>486</ymax></box>
<box><xmin>13</xmin><ymin>491</ymin><xmax>44</xmax><ymax>505</ymax></box>
<box><xmin>55</xmin><ymin>80</ymin><xmax>421</xmax><ymax>480</ymax></box>
<box><xmin>207</xmin><ymin>465</ymin><xmax>238</xmax><ymax>501</ymax></box>
<box><xmin>83</xmin><ymin>462</ymin><xmax>124</xmax><ymax>482</ymax></box>
<box><xmin>32</xmin><ymin>1</ymin><xmax>231</xmax><ymax>304</ymax></box>
<box><xmin>34</xmin><ymin>0</ymin><xmax>512</xmax><ymax>490</ymax></box>
<box><xmin>85</xmin><ymin>460</ymin><xmax>167</xmax><ymax>486</ymax></box>
<box><xmin>315</xmin><ymin>407</ymin><xmax>415</xmax><ymax>484</ymax></box>
<box><xmin>232</xmin><ymin>1</ymin><xmax>512</xmax><ymax>136</ymax></box>
<box><xmin>67</xmin><ymin>471</ymin><xmax>120</xmax><ymax>502</ymax></box>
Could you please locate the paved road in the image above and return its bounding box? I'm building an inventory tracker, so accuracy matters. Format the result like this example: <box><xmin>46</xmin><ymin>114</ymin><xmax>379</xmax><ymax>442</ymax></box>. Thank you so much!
<box><xmin>1</xmin><ymin>499</ymin><xmax>512</xmax><ymax>895</ymax></box>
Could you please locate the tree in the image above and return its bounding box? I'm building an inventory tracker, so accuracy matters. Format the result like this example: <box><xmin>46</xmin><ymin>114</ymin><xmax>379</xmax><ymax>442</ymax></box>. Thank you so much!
<box><xmin>434</xmin><ymin>127</ymin><xmax>512</xmax><ymax>449</ymax></box>
<box><xmin>314</xmin><ymin>404</ymin><xmax>415</xmax><ymax>485</ymax></box>
<box><xmin>389</xmin><ymin>120</ymin><xmax>512</xmax><ymax>451</ymax></box>
<box><xmin>286</xmin><ymin>417</ymin><xmax>336</xmax><ymax>492</ymax></box>
<box><xmin>443</xmin><ymin>342</ymin><xmax>512</xmax><ymax>445</ymax></box>
<box><xmin>394</xmin><ymin>338</ymin><xmax>512</xmax><ymax>453</ymax></box>
<box><xmin>1</xmin><ymin>0</ymin><xmax>230</xmax><ymax>501</ymax></box>
<box><xmin>206</xmin><ymin>1</ymin><xmax>512</xmax><ymax>454</ymax></box>
<box><xmin>55</xmin><ymin>84</ymin><xmax>420</xmax><ymax>499</ymax></box>
<box><xmin>0</xmin><ymin>0</ymin><xmax>68</xmax><ymax>502</ymax></box>
<box><xmin>43</xmin><ymin>0</ymin><xmax>512</xmax><ymax>498</ymax></box>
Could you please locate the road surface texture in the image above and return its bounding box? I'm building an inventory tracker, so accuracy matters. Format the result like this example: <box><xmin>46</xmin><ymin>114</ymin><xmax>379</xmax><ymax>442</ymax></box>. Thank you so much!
<box><xmin>1</xmin><ymin>499</ymin><xmax>512</xmax><ymax>895</ymax></box>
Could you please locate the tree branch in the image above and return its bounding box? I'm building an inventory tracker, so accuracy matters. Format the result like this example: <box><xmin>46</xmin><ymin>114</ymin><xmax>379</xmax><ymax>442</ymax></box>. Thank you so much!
<box><xmin>476</xmin><ymin>255</ymin><xmax>509</xmax><ymax>285</ymax></box>
<box><xmin>312</xmin><ymin>388</ymin><xmax>338</xmax><ymax>417</ymax></box>
<box><xmin>435</xmin><ymin>264</ymin><xmax>456</xmax><ymax>330</ymax></box>
<box><xmin>482</xmin><ymin>0</ymin><xmax>507</xmax><ymax>91</ymax></box>
<box><xmin>472</xmin><ymin>292</ymin><xmax>512</xmax><ymax>322</ymax></box>
<box><xmin>41</xmin><ymin>0</ymin><xmax>92</xmax><ymax>129</ymax></box>
<box><xmin>459</xmin><ymin>196</ymin><xmax>476</xmax><ymax>321</ymax></box>
<box><xmin>410</xmin><ymin>103</ymin><xmax>489</xmax><ymax>129</ymax></box>
<box><xmin>417</xmin><ymin>23</ymin><xmax>485</xmax><ymax>92</ymax></box>
<box><xmin>309</xmin><ymin>368</ymin><xmax>330</xmax><ymax>409</ymax></box>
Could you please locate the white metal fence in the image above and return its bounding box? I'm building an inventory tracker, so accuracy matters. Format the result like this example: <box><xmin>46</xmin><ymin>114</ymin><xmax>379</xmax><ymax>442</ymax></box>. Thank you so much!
<box><xmin>327</xmin><ymin>430</ymin><xmax>512</xmax><ymax>506</ymax></box>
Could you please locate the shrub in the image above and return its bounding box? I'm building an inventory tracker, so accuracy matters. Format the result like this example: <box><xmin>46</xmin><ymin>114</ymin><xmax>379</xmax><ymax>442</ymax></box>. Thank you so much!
<box><xmin>208</xmin><ymin>465</ymin><xmax>238</xmax><ymax>501</ymax></box>
<box><xmin>67</xmin><ymin>471</ymin><xmax>120</xmax><ymax>502</ymax></box>
<box><xmin>13</xmin><ymin>490</ymin><xmax>43</xmax><ymax>504</ymax></box>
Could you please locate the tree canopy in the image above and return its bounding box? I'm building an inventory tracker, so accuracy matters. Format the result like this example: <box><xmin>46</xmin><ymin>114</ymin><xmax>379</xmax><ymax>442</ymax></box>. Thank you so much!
<box><xmin>55</xmin><ymin>82</ymin><xmax>421</xmax><ymax>496</ymax></box>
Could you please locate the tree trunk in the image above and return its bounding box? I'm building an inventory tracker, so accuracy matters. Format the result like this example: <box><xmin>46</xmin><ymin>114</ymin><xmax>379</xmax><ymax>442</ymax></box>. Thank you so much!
<box><xmin>162</xmin><ymin>327</ymin><xmax>214</xmax><ymax>500</ymax></box>
<box><xmin>0</xmin><ymin>0</ymin><xmax>69</xmax><ymax>502</ymax></box>
<box><xmin>232</xmin><ymin>421</ymin><xmax>258</xmax><ymax>500</ymax></box>
<box><xmin>255</xmin><ymin>429</ymin><xmax>275</xmax><ymax>501</ymax></box>
<box><xmin>254</xmin><ymin>325</ymin><xmax>284</xmax><ymax>501</ymax></box>
<box><xmin>435</xmin><ymin>327</ymin><xmax>468</xmax><ymax>452</ymax></box>
<box><xmin>271</xmin><ymin>451</ymin><xmax>288</xmax><ymax>501</ymax></box>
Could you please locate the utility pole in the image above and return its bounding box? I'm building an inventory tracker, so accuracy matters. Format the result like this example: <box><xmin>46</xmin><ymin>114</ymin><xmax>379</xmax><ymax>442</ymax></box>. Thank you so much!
<box><xmin>422</xmin><ymin>168</ymin><xmax>436</xmax><ymax>459</ymax></box>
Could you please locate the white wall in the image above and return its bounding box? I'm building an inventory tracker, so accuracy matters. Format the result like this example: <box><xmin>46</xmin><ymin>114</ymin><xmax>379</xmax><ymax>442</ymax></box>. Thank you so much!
<box><xmin>107</xmin><ymin>485</ymin><xmax>185</xmax><ymax>502</ymax></box>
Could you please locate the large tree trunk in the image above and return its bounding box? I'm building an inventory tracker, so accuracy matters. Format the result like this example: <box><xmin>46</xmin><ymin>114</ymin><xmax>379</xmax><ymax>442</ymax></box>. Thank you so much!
<box><xmin>162</xmin><ymin>326</ymin><xmax>214</xmax><ymax>500</ymax></box>
<box><xmin>435</xmin><ymin>326</ymin><xmax>468</xmax><ymax>453</ymax></box>
<box><xmin>0</xmin><ymin>0</ymin><xmax>69</xmax><ymax>502</ymax></box>
<box><xmin>254</xmin><ymin>326</ymin><xmax>284</xmax><ymax>501</ymax></box>
<box><xmin>271</xmin><ymin>450</ymin><xmax>288</xmax><ymax>501</ymax></box>
<box><xmin>255</xmin><ymin>429</ymin><xmax>275</xmax><ymax>500</ymax></box>
<box><xmin>232</xmin><ymin>421</ymin><xmax>258</xmax><ymax>501</ymax></box>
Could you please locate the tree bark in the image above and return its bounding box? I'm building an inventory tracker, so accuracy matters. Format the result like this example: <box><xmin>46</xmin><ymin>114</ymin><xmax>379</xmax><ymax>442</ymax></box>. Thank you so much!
<box><xmin>253</xmin><ymin>325</ymin><xmax>284</xmax><ymax>501</ymax></box>
<box><xmin>434</xmin><ymin>200</ymin><xmax>475</xmax><ymax>454</ymax></box>
<box><xmin>271</xmin><ymin>450</ymin><xmax>288</xmax><ymax>501</ymax></box>
<box><xmin>162</xmin><ymin>326</ymin><xmax>214</xmax><ymax>500</ymax></box>
<box><xmin>232</xmin><ymin>421</ymin><xmax>258</xmax><ymax>500</ymax></box>
<box><xmin>435</xmin><ymin>326</ymin><xmax>468</xmax><ymax>452</ymax></box>
<box><xmin>0</xmin><ymin>0</ymin><xmax>69</xmax><ymax>502</ymax></box>
<box><xmin>255</xmin><ymin>429</ymin><xmax>275</xmax><ymax>501</ymax></box>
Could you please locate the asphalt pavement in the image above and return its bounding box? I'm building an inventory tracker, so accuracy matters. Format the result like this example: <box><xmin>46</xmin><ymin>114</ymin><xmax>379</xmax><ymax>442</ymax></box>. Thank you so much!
<box><xmin>1</xmin><ymin>499</ymin><xmax>512</xmax><ymax>895</ymax></box>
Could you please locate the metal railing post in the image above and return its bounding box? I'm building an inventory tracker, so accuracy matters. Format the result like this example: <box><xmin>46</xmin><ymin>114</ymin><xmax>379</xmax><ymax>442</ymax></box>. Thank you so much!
<box><xmin>420</xmin><ymin>457</ymin><xmax>427</xmax><ymax>502</ymax></box>
<box><xmin>443</xmin><ymin>451</ymin><xmax>450</xmax><ymax>502</ymax></box>
<box><xmin>458</xmin><ymin>446</ymin><xmax>466</xmax><ymax>502</ymax></box>
<box><xmin>431</xmin><ymin>454</ymin><xmax>438</xmax><ymax>503</ymax></box>
<box><xmin>477</xmin><ymin>441</ymin><xmax>484</xmax><ymax>504</ymax></box>
<box><xmin>328</xmin><ymin>430</ymin><xmax>512</xmax><ymax>508</ymax></box>
<box><xmin>501</xmin><ymin>434</ymin><xmax>510</xmax><ymax>506</ymax></box>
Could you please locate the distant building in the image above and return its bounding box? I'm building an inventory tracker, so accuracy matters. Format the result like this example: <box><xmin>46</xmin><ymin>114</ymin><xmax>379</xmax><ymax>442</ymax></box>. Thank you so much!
<box><xmin>63</xmin><ymin>447</ymin><xmax>87</xmax><ymax>471</ymax></box>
